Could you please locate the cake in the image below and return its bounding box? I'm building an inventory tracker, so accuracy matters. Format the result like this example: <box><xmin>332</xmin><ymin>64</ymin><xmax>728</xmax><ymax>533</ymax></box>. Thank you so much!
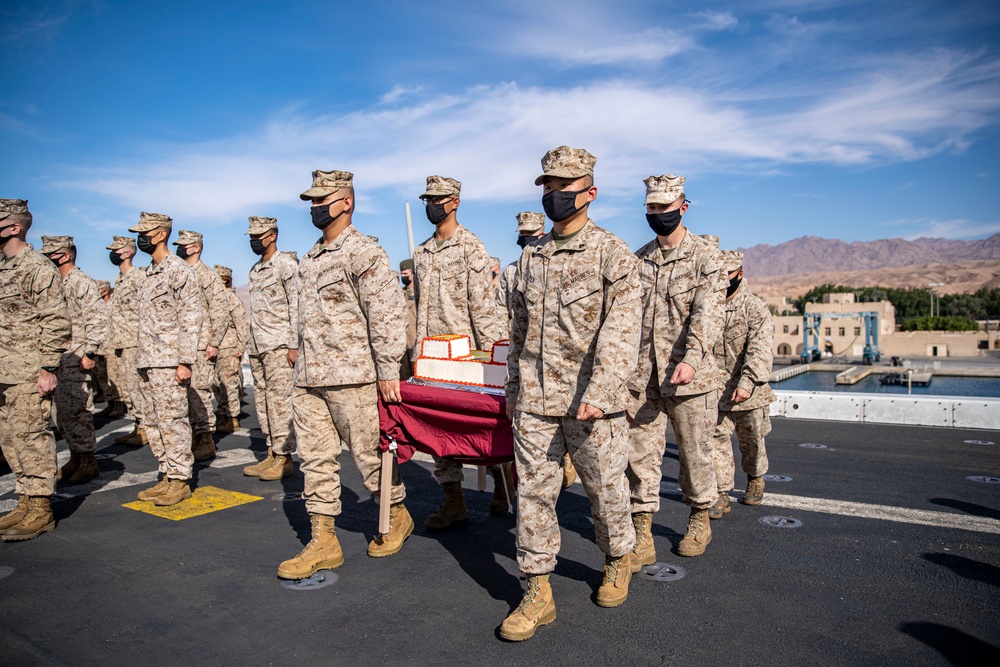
<box><xmin>414</xmin><ymin>336</ymin><xmax>510</xmax><ymax>388</ymax></box>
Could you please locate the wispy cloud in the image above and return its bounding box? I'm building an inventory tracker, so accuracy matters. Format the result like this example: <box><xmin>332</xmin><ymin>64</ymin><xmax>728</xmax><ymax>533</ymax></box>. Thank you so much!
<box><xmin>692</xmin><ymin>10</ymin><xmax>739</xmax><ymax>30</ymax></box>
<box><xmin>903</xmin><ymin>218</ymin><xmax>1000</xmax><ymax>240</ymax></box>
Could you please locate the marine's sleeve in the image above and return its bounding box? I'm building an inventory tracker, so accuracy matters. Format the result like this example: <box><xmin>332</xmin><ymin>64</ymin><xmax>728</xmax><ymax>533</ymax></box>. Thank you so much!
<box><xmin>172</xmin><ymin>263</ymin><xmax>202</xmax><ymax>366</ymax></box>
<box><xmin>357</xmin><ymin>245</ymin><xmax>407</xmax><ymax>381</ymax></box>
<box><xmin>281</xmin><ymin>256</ymin><xmax>299</xmax><ymax>350</ymax></box>
<box><xmin>496</xmin><ymin>263</ymin><xmax>513</xmax><ymax>339</ymax></box>
<box><xmin>466</xmin><ymin>238</ymin><xmax>502</xmax><ymax>351</ymax></box>
<box><xmin>78</xmin><ymin>276</ymin><xmax>109</xmax><ymax>356</ymax></box>
<box><xmin>581</xmin><ymin>241</ymin><xmax>642</xmax><ymax>413</ymax></box>
<box><xmin>505</xmin><ymin>255</ymin><xmax>529</xmax><ymax>408</ymax></box>
<box><xmin>681</xmin><ymin>248</ymin><xmax>726</xmax><ymax>372</ymax></box>
<box><xmin>231</xmin><ymin>290</ymin><xmax>250</xmax><ymax>353</ymax></box>
<box><xmin>739</xmin><ymin>296</ymin><xmax>775</xmax><ymax>393</ymax></box>
<box><xmin>202</xmin><ymin>268</ymin><xmax>229</xmax><ymax>349</ymax></box>
<box><xmin>626</xmin><ymin>247</ymin><xmax>655</xmax><ymax>403</ymax></box>
<box><xmin>30</xmin><ymin>263</ymin><xmax>71</xmax><ymax>368</ymax></box>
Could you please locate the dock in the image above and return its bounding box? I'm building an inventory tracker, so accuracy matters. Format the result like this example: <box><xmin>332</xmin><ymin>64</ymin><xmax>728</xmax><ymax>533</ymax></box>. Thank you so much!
<box><xmin>835</xmin><ymin>366</ymin><xmax>873</xmax><ymax>385</ymax></box>
<box><xmin>770</xmin><ymin>363</ymin><xmax>811</xmax><ymax>383</ymax></box>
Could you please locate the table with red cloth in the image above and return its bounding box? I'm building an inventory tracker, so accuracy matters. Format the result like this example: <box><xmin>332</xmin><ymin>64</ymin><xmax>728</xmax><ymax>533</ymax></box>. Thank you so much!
<box><xmin>378</xmin><ymin>380</ymin><xmax>513</xmax><ymax>466</ymax></box>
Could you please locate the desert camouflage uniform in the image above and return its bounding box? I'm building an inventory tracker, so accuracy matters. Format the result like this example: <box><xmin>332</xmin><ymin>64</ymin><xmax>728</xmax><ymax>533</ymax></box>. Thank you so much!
<box><xmin>294</xmin><ymin>226</ymin><xmax>407</xmax><ymax>517</ymax></box>
<box><xmin>413</xmin><ymin>224</ymin><xmax>502</xmax><ymax>483</ymax></box>
<box><xmin>134</xmin><ymin>253</ymin><xmax>201</xmax><ymax>480</ymax></box>
<box><xmin>507</xmin><ymin>219</ymin><xmax>641</xmax><ymax>574</ymax></box>
<box><xmin>214</xmin><ymin>286</ymin><xmax>250</xmax><ymax>420</ymax></box>
<box><xmin>0</xmin><ymin>244</ymin><xmax>71</xmax><ymax>498</ymax></box>
<box><xmin>711</xmin><ymin>279</ymin><xmax>774</xmax><ymax>492</ymax></box>
<box><xmin>109</xmin><ymin>266</ymin><xmax>145</xmax><ymax>420</ymax></box>
<box><xmin>55</xmin><ymin>266</ymin><xmax>109</xmax><ymax>454</ymax></box>
<box><xmin>627</xmin><ymin>231</ymin><xmax>727</xmax><ymax>511</ymax></box>
<box><xmin>496</xmin><ymin>262</ymin><xmax>517</xmax><ymax>337</ymax></box>
<box><xmin>188</xmin><ymin>260</ymin><xmax>227</xmax><ymax>434</ymax></box>
<box><xmin>248</xmin><ymin>250</ymin><xmax>298</xmax><ymax>455</ymax></box>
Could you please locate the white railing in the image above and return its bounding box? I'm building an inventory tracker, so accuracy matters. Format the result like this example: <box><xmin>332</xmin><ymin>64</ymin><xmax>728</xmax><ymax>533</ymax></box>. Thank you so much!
<box><xmin>772</xmin><ymin>390</ymin><xmax>1000</xmax><ymax>429</ymax></box>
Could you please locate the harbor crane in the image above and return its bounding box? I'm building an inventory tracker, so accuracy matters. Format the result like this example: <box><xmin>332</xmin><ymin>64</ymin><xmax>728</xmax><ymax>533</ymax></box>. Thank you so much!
<box><xmin>801</xmin><ymin>311</ymin><xmax>881</xmax><ymax>364</ymax></box>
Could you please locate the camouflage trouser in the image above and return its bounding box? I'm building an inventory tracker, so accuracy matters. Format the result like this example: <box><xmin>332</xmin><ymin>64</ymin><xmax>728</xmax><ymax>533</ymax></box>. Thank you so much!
<box><xmin>54</xmin><ymin>360</ymin><xmax>97</xmax><ymax>454</ymax></box>
<box><xmin>293</xmin><ymin>382</ymin><xmax>404</xmax><ymax>517</ymax></box>
<box><xmin>94</xmin><ymin>355</ymin><xmax>118</xmax><ymax>401</ymax></box>
<box><xmin>0</xmin><ymin>382</ymin><xmax>57</xmax><ymax>497</ymax></box>
<box><xmin>104</xmin><ymin>353</ymin><xmax>122</xmax><ymax>403</ymax></box>
<box><xmin>431</xmin><ymin>455</ymin><xmax>464</xmax><ymax>484</ymax></box>
<box><xmin>249</xmin><ymin>349</ymin><xmax>296</xmax><ymax>455</ymax></box>
<box><xmin>187</xmin><ymin>353</ymin><xmax>217</xmax><ymax>435</ymax></box>
<box><xmin>628</xmin><ymin>389</ymin><xmax>719</xmax><ymax>511</ymax></box>
<box><xmin>213</xmin><ymin>349</ymin><xmax>243</xmax><ymax>419</ymax></box>
<box><xmin>514</xmin><ymin>411</ymin><xmax>635</xmax><ymax>575</ymax></box>
<box><xmin>136</xmin><ymin>367</ymin><xmax>193</xmax><ymax>480</ymax></box>
<box><xmin>711</xmin><ymin>407</ymin><xmax>771</xmax><ymax>492</ymax></box>
<box><xmin>114</xmin><ymin>347</ymin><xmax>141</xmax><ymax>421</ymax></box>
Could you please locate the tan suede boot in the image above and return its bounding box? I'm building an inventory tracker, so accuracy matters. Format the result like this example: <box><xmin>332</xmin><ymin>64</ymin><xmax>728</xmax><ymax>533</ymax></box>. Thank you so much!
<box><xmin>278</xmin><ymin>514</ymin><xmax>344</xmax><ymax>579</ymax></box>
<box><xmin>68</xmin><ymin>453</ymin><xmax>99</xmax><ymax>485</ymax></box>
<box><xmin>153</xmin><ymin>479</ymin><xmax>192</xmax><ymax>506</ymax></box>
<box><xmin>57</xmin><ymin>451</ymin><xmax>81</xmax><ymax>481</ymax></box>
<box><xmin>368</xmin><ymin>503</ymin><xmax>414</xmax><ymax>557</ymax></box>
<box><xmin>215</xmin><ymin>417</ymin><xmax>240</xmax><ymax>433</ymax></box>
<box><xmin>137</xmin><ymin>477</ymin><xmax>171</xmax><ymax>501</ymax></box>
<box><xmin>742</xmin><ymin>476</ymin><xmax>765</xmax><ymax>505</ymax></box>
<box><xmin>116</xmin><ymin>425</ymin><xmax>147</xmax><ymax>447</ymax></box>
<box><xmin>708</xmin><ymin>491</ymin><xmax>731</xmax><ymax>520</ymax></box>
<box><xmin>678</xmin><ymin>508</ymin><xmax>712</xmax><ymax>557</ymax></box>
<box><xmin>489</xmin><ymin>463</ymin><xmax>515</xmax><ymax>516</ymax></box>
<box><xmin>258</xmin><ymin>454</ymin><xmax>293</xmax><ymax>482</ymax></box>
<box><xmin>424</xmin><ymin>481</ymin><xmax>468</xmax><ymax>530</ymax></box>
<box><xmin>243</xmin><ymin>448</ymin><xmax>275</xmax><ymax>477</ymax></box>
<box><xmin>500</xmin><ymin>574</ymin><xmax>556</xmax><ymax>641</ymax></box>
<box><xmin>2</xmin><ymin>496</ymin><xmax>55</xmax><ymax>542</ymax></box>
<box><xmin>0</xmin><ymin>495</ymin><xmax>28</xmax><ymax>530</ymax></box>
<box><xmin>191</xmin><ymin>432</ymin><xmax>216</xmax><ymax>461</ymax></box>
<box><xmin>596</xmin><ymin>554</ymin><xmax>633</xmax><ymax>607</ymax></box>
<box><xmin>561</xmin><ymin>453</ymin><xmax>577</xmax><ymax>489</ymax></box>
<box><xmin>630</xmin><ymin>512</ymin><xmax>655</xmax><ymax>572</ymax></box>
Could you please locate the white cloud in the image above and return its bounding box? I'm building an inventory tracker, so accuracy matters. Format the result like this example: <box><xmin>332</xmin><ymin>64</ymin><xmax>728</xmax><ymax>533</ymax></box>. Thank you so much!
<box><xmin>693</xmin><ymin>10</ymin><xmax>738</xmax><ymax>30</ymax></box>
<box><xmin>903</xmin><ymin>218</ymin><xmax>1000</xmax><ymax>240</ymax></box>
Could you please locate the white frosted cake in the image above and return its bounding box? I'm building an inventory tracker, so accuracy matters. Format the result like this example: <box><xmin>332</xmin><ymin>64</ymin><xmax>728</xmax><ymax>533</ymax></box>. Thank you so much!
<box><xmin>414</xmin><ymin>336</ymin><xmax>510</xmax><ymax>388</ymax></box>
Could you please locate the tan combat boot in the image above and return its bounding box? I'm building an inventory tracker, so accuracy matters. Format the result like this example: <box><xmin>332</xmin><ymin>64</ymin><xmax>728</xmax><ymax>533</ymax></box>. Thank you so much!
<box><xmin>278</xmin><ymin>514</ymin><xmax>344</xmax><ymax>579</ymax></box>
<box><xmin>191</xmin><ymin>432</ymin><xmax>216</xmax><ymax>461</ymax></box>
<box><xmin>708</xmin><ymin>490</ymin><xmax>731</xmax><ymax>520</ymax></box>
<box><xmin>630</xmin><ymin>512</ymin><xmax>655</xmax><ymax>572</ymax></box>
<box><xmin>499</xmin><ymin>574</ymin><xmax>556</xmax><ymax>641</ymax></box>
<box><xmin>68</xmin><ymin>453</ymin><xmax>99</xmax><ymax>484</ymax></box>
<box><xmin>0</xmin><ymin>495</ymin><xmax>29</xmax><ymax>530</ymax></box>
<box><xmin>258</xmin><ymin>454</ymin><xmax>293</xmax><ymax>482</ymax></box>
<box><xmin>424</xmin><ymin>481</ymin><xmax>468</xmax><ymax>530</ymax></box>
<box><xmin>489</xmin><ymin>463</ymin><xmax>515</xmax><ymax>516</ymax></box>
<box><xmin>57</xmin><ymin>451</ymin><xmax>81</xmax><ymax>481</ymax></box>
<box><xmin>561</xmin><ymin>453</ymin><xmax>577</xmax><ymax>489</ymax></box>
<box><xmin>137</xmin><ymin>477</ymin><xmax>171</xmax><ymax>501</ymax></box>
<box><xmin>742</xmin><ymin>476</ymin><xmax>765</xmax><ymax>505</ymax></box>
<box><xmin>104</xmin><ymin>401</ymin><xmax>127</xmax><ymax>419</ymax></box>
<box><xmin>153</xmin><ymin>479</ymin><xmax>192</xmax><ymax>506</ymax></box>
<box><xmin>116</xmin><ymin>425</ymin><xmax>147</xmax><ymax>447</ymax></box>
<box><xmin>2</xmin><ymin>496</ymin><xmax>55</xmax><ymax>542</ymax></box>
<box><xmin>596</xmin><ymin>554</ymin><xmax>633</xmax><ymax>607</ymax></box>
<box><xmin>368</xmin><ymin>503</ymin><xmax>414</xmax><ymax>557</ymax></box>
<box><xmin>243</xmin><ymin>448</ymin><xmax>275</xmax><ymax>477</ymax></box>
<box><xmin>677</xmin><ymin>508</ymin><xmax>712</xmax><ymax>557</ymax></box>
<box><xmin>215</xmin><ymin>417</ymin><xmax>239</xmax><ymax>434</ymax></box>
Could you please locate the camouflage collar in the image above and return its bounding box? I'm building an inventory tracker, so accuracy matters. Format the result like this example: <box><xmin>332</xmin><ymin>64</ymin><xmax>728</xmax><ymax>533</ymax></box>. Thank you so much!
<box><xmin>422</xmin><ymin>224</ymin><xmax>466</xmax><ymax>254</ymax></box>
<box><xmin>0</xmin><ymin>244</ymin><xmax>30</xmax><ymax>268</ymax></box>
<box><xmin>308</xmin><ymin>224</ymin><xmax>358</xmax><ymax>257</ymax></box>
<box><xmin>533</xmin><ymin>219</ymin><xmax>596</xmax><ymax>258</ymax></box>
<box><xmin>641</xmin><ymin>228</ymin><xmax>693</xmax><ymax>265</ymax></box>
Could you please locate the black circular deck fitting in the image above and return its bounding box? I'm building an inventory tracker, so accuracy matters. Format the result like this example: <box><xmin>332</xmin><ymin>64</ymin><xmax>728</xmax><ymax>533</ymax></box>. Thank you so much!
<box><xmin>761</xmin><ymin>516</ymin><xmax>803</xmax><ymax>528</ymax></box>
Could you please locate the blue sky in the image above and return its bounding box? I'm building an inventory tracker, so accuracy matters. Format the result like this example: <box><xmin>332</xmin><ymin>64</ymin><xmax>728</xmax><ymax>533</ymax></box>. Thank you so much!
<box><xmin>3</xmin><ymin>0</ymin><xmax>999</xmax><ymax>284</ymax></box>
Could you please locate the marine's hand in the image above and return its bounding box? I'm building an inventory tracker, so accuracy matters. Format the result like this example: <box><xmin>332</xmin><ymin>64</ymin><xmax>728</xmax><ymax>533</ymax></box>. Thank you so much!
<box><xmin>176</xmin><ymin>364</ymin><xmax>192</xmax><ymax>384</ymax></box>
<box><xmin>506</xmin><ymin>403</ymin><xmax>515</xmax><ymax>422</ymax></box>
<box><xmin>79</xmin><ymin>356</ymin><xmax>96</xmax><ymax>372</ymax></box>
<box><xmin>731</xmin><ymin>387</ymin><xmax>751</xmax><ymax>404</ymax></box>
<box><xmin>669</xmin><ymin>362</ymin><xmax>696</xmax><ymax>386</ymax></box>
<box><xmin>576</xmin><ymin>402</ymin><xmax>604</xmax><ymax>421</ymax></box>
<box><xmin>37</xmin><ymin>370</ymin><xmax>58</xmax><ymax>397</ymax></box>
<box><xmin>286</xmin><ymin>348</ymin><xmax>298</xmax><ymax>367</ymax></box>
<box><xmin>378</xmin><ymin>379</ymin><xmax>402</xmax><ymax>404</ymax></box>
<box><xmin>205</xmin><ymin>346</ymin><xmax>219</xmax><ymax>361</ymax></box>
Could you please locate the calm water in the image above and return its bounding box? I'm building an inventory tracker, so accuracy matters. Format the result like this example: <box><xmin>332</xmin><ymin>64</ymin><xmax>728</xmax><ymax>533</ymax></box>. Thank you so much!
<box><xmin>774</xmin><ymin>371</ymin><xmax>1000</xmax><ymax>397</ymax></box>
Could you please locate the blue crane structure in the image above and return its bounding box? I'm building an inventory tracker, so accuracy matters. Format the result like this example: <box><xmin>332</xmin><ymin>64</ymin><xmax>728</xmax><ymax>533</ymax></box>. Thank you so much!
<box><xmin>801</xmin><ymin>311</ymin><xmax>881</xmax><ymax>364</ymax></box>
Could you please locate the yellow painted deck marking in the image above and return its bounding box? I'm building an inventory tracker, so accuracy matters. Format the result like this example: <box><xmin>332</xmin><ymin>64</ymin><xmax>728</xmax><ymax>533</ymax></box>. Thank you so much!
<box><xmin>123</xmin><ymin>485</ymin><xmax>263</xmax><ymax>521</ymax></box>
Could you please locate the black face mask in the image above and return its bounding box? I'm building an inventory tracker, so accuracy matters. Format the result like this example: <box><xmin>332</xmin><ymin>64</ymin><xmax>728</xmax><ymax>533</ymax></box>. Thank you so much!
<box><xmin>47</xmin><ymin>253</ymin><xmax>68</xmax><ymax>267</ymax></box>
<box><xmin>109</xmin><ymin>250</ymin><xmax>125</xmax><ymax>266</ymax></box>
<box><xmin>400</xmin><ymin>275</ymin><xmax>412</xmax><ymax>287</ymax></box>
<box><xmin>311</xmin><ymin>198</ymin><xmax>346</xmax><ymax>230</ymax></box>
<box><xmin>542</xmin><ymin>187</ymin><xmax>589</xmax><ymax>223</ymax></box>
<box><xmin>425</xmin><ymin>201</ymin><xmax>450</xmax><ymax>225</ymax></box>
<box><xmin>249</xmin><ymin>238</ymin><xmax>269</xmax><ymax>256</ymax></box>
<box><xmin>727</xmin><ymin>275</ymin><xmax>742</xmax><ymax>298</ymax></box>
<box><xmin>0</xmin><ymin>226</ymin><xmax>13</xmax><ymax>248</ymax></box>
<box><xmin>176</xmin><ymin>245</ymin><xmax>192</xmax><ymax>260</ymax></box>
<box><xmin>137</xmin><ymin>234</ymin><xmax>157</xmax><ymax>255</ymax></box>
<box><xmin>646</xmin><ymin>209</ymin><xmax>682</xmax><ymax>236</ymax></box>
<box><xmin>516</xmin><ymin>236</ymin><xmax>536</xmax><ymax>249</ymax></box>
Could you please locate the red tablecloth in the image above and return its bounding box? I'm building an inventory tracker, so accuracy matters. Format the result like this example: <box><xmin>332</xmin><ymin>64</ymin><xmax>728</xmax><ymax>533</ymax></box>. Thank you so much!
<box><xmin>378</xmin><ymin>381</ymin><xmax>513</xmax><ymax>466</ymax></box>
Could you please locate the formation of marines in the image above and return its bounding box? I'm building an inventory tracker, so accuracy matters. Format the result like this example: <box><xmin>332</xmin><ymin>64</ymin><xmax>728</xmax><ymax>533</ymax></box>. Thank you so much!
<box><xmin>0</xmin><ymin>145</ymin><xmax>774</xmax><ymax>642</ymax></box>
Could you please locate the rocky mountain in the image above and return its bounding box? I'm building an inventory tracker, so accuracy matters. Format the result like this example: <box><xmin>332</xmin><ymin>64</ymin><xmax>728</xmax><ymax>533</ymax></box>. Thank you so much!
<box><xmin>738</xmin><ymin>233</ymin><xmax>1000</xmax><ymax>277</ymax></box>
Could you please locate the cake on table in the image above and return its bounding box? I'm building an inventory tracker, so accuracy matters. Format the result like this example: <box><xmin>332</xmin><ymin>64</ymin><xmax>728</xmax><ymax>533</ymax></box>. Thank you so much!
<box><xmin>413</xmin><ymin>335</ymin><xmax>509</xmax><ymax>389</ymax></box>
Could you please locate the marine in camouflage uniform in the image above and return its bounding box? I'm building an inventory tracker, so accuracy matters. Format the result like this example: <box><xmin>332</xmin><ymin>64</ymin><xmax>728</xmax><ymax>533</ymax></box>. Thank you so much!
<box><xmin>398</xmin><ymin>258</ymin><xmax>416</xmax><ymax>380</ymax></box>
<box><xmin>709</xmin><ymin>250</ymin><xmax>774</xmax><ymax>515</ymax></box>
<box><xmin>412</xmin><ymin>175</ymin><xmax>505</xmax><ymax>529</ymax></box>
<box><xmin>130</xmin><ymin>212</ymin><xmax>202</xmax><ymax>507</ymax></box>
<box><xmin>107</xmin><ymin>236</ymin><xmax>147</xmax><ymax>445</ymax></box>
<box><xmin>212</xmin><ymin>264</ymin><xmax>249</xmax><ymax>432</ymax></box>
<box><xmin>39</xmin><ymin>235</ymin><xmax>109</xmax><ymax>485</ymax></box>
<box><xmin>244</xmin><ymin>216</ymin><xmax>299</xmax><ymax>481</ymax></box>
<box><xmin>173</xmin><ymin>230</ymin><xmax>228</xmax><ymax>460</ymax></box>
<box><xmin>93</xmin><ymin>279</ymin><xmax>122</xmax><ymax>415</ymax></box>
<box><xmin>626</xmin><ymin>174</ymin><xmax>727</xmax><ymax>563</ymax></box>
<box><xmin>277</xmin><ymin>169</ymin><xmax>411</xmax><ymax>580</ymax></box>
<box><xmin>501</xmin><ymin>147</ymin><xmax>641</xmax><ymax>642</ymax></box>
<box><xmin>0</xmin><ymin>199</ymin><xmax>71</xmax><ymax>541</ymax></box>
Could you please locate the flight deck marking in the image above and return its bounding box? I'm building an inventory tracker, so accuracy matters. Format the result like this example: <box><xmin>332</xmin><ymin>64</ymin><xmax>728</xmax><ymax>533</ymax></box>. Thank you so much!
<box><xmin>123</xmin><ymin>485</ymin><xmax>263</xmax><ymax>521</ymax></box>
